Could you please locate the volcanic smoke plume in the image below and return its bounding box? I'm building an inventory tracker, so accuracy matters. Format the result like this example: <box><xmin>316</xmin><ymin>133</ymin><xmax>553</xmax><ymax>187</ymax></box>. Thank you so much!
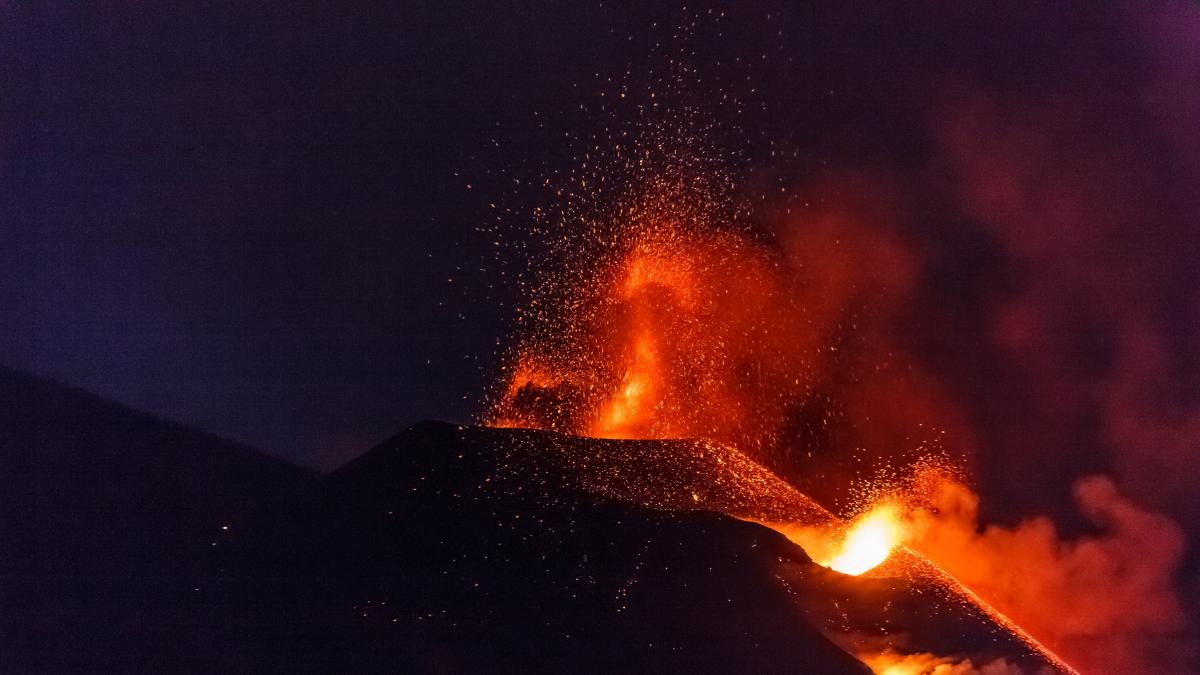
<box><xmin>904</xmin><ymin>472</ymin><xmax>1190</xmax><ymax>673</ymax></box>
<box><xmin>489</xmin><ymin>198</ymin><xmax>1192</xmax><ymax>671</ymax></box>
<box><xmin>485</xmin><ymin>4</ymin><xmax>1200</xmax><ymax>672</ymax></box>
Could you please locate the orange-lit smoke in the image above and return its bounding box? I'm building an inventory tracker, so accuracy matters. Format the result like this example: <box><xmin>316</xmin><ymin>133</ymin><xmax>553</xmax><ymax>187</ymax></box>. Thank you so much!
<box><xmin>899</xmin><ymin>471</ymin><xmax>1192</xmax><ymax>674</ymax></box>
<box><xmin>800</xmin><ymin>466</ymin><xmax>1193</xmax><ymax>673</ymax></box>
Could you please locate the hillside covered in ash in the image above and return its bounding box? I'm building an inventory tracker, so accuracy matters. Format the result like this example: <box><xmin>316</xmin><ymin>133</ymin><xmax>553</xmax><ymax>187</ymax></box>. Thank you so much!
<box><xmin>2</xmin><ymin>371</ymin><xmax>1067</xmax><ymax>673</ymax></box>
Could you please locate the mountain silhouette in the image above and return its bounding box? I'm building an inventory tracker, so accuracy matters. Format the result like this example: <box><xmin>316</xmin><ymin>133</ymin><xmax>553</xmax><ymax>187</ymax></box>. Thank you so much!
<box><xmin>2</xmin><ymin>371</ymin><xmax>1069</xmax><ymax>672</ymax></box>
<box><xmin>0</xmin><ymin>367</ymin><xmax>314</xmax><ymax>671</ymax></box>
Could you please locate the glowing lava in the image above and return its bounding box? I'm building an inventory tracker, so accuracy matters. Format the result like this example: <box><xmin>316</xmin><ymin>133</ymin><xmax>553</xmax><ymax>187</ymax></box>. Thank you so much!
<box><xmin>479</xmin><ymin>82</ymin><xmax>1085</xmax><ymax>670</ymax></box>
<box><xmin>824</xmin><ymin>504</ymin><xmax>905</xmax><ymax>576</ymax></box>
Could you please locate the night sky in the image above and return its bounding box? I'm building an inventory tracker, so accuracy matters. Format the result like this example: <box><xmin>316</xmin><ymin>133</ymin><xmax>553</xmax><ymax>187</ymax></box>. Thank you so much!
<box><xmin>0</xmin><ymin>2</ymin><xmax>772</xmax><ymax>466</ymax></box>
<box><xmin>4</xmin><ymin>0</ymin><xmax>1199</xmax><ymax>533</ymax></box>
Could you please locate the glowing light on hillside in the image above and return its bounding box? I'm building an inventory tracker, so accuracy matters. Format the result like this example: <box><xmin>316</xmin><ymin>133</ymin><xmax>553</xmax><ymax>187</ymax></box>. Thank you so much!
<box><xmin>824</xmin><ymin>504</ymin><xmax>904</xmax><ymax>576</ymax></box>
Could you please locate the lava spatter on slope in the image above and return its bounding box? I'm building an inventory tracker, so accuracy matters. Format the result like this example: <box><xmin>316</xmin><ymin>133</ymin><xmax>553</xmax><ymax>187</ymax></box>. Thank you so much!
<box><xmin>364</xmin><ymin>422</ymin><xmax>1073</xmax><ymax>673</ymax></box>
<box><xmin>522</xmin><ymin>427</ymin><xmax>1078</xmax><ymax>673</ymax></box>
<box><xmin>302</xmin><ymin>421</ymin><xmax>872</xmax><ymax>674</ymax></box>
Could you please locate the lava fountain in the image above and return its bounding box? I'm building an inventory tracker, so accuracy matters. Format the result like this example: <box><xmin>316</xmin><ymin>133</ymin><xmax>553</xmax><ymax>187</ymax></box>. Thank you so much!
<box><xmin>480</xmin><ymin>75</ymin><xmax>1083</xmax><ymax>668</ymax></box>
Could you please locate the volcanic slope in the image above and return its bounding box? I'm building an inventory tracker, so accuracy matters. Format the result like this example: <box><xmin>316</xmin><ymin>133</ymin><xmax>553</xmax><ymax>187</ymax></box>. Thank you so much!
<box><xmin>3</xmin><ymin>391</ymin><xmax>1075</xmax><ymax>673</ymax></box>
<box><xmin>229</xmin><ymin>422</ymin><xmax>1071</xmax><ymax>673</ymax></box>
<box><xmin>307</xmin><ymin>417</ymin><xmax>1070</xmax><ymax>667</ymax></box>
<box><xmin>218</xmin><ymin>421</ymin><xmax>868</xmax><ymax>674</ymax></box>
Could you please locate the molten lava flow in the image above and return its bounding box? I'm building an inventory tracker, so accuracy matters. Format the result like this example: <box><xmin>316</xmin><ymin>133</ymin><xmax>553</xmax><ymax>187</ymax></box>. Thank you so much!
<box><xmin>824</xmin><ymin>504</ymin><xmax>905</xmax><ymax>576</ymax></box>
<box><xmin>760</xmin><ymin>501</ymin><xmax>909</xmax><ymax>577</ymax></box>
<box><xmin>860</xmin><ymin>651</ymin><xmax>945</xmax><ymax>675</ymax></box>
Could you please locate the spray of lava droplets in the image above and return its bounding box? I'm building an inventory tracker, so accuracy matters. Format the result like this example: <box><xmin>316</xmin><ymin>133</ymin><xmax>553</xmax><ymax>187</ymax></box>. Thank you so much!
<box><xmin>480</xmin><ymin>30</ymin><xmax>1086</xmax><ymax>673</ymax></box>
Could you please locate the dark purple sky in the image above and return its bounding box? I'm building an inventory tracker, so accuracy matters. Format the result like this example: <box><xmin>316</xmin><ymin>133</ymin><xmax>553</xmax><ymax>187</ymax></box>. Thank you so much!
<box><xmin>1</xmin><ymin>1</ymin><xmax>655</xmax><ymax>466</ymax></box>
<box><xmin>3</xmin><ymin>0</ymin><xmax>1198</xmax><ymax>502</ymax></box>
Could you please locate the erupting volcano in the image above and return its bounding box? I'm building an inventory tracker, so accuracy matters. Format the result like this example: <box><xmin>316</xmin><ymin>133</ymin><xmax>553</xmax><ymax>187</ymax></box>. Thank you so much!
<box><xmin>9</xmin><ymin>4</ymin><xmax>1198</xmax><ymax>674</ymax></box>
<box><xmin>477</xmin><ymin>81</ymin><xmax>1093</xmax><ymax>669</ymax></box>
<box><xmin>483</xmin><ymin>216</ymin><xmax>1080</xmax><ymax>671</ymax></box>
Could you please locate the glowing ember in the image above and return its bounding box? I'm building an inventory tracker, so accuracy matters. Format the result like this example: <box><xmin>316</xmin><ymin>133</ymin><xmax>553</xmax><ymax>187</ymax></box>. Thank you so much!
<box><xmin>824</xmin><ymin>504</ymin><xmax>905</xmax><ymax>576</ymax></box>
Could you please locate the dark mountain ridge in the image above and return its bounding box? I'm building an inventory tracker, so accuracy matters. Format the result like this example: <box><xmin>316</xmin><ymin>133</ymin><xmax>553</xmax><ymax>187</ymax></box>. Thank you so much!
<box><xmin>2</xmin><ymin>371</ymin><xmax>1068</xmax><ymax>672</ymax></box>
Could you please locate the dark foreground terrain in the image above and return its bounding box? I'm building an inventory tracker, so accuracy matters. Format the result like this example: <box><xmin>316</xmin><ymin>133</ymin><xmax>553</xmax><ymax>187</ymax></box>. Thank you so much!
<box><xmin>1</xmin><ymin>369</ymin><xmax>865</xmax><ymax>673</ymax></box>
<box><xmin>2</xmin><ymin>368</ymin><xmax>1066</xmax><ymax>673</ymax></box>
